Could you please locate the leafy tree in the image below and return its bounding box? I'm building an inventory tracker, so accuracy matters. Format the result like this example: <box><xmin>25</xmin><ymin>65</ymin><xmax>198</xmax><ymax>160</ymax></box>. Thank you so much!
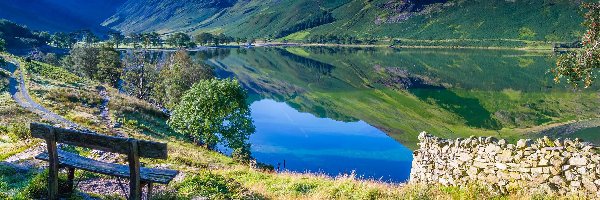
<box><xmin>168</xmin><ymin>78</ymin><xmax>254</xmax><ymax>161</ymax></box>
<box><xmin>42</xmin><ymin>53</ymin><xmax>60</xmax><ymax>66</ymax></box>
<box><xmin>0</xmin><ymin>19</ymin><xmax>49</xmax><ymax>49</ymax></box>
<box><xmin>553</xmin><ymin>3</ymin><xmax>600</xmax><ymax>88</ymax></box>
<box><xmin>127</xmin><ymin>33</ymin><xmax>142</xmax><ymax>48</ymax></box>
<box><xmin>108</xmin><ymin>31</ymin><xmax>125</xmax><ymax>48</ymax></box>
<box><xmin>195</xmin><ymin>32</ymin><xmax>214</xmax><ymax>46</ymax></box>
<box><xmin>50</xmin><ymin>32</ymin><xmax>76</xmax><ymax>48</ymax></box>
<box><xmin>155</xmin><ymin>50</ymin><xmax>213</xmax><ymax>109</ymax></box>
<box><xmin>122</xmin><ymin>51</ymin><xmax>160</xmax><ymax>99</ymax></box>
<box><xmin>68</xmin><ymin>47</ymin><xmax>99</xmax><ymax>78</ymax></box>
<box><xmin>96</xmin><ymin>45</ymin><xmax>123</xmax><ymax>87</ymax></box>
<box><xmin>0</xmin><ymin>38</ymin><xmax>4</xmax><ymax>51</ymax></box>
<box><xmin>166</xmin><ymin>32</ymin><xmax>193</xmax><ymax>48</ymax></box>
<box><xmin>0</xmin><ymin>38</ymin><xmax>4</xmax><ymax>65</ymax></box>
<box><xmin>76</xmin><ymin>30</ymin><xmax>98</xmax><ymax>46</ymax></box>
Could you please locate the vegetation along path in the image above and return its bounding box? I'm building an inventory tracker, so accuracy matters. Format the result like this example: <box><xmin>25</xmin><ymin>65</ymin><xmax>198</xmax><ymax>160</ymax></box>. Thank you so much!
<box><xmin>3</xmin><ymin>60</ymin><xmax>79</xmax><ymax>129</ymax></box>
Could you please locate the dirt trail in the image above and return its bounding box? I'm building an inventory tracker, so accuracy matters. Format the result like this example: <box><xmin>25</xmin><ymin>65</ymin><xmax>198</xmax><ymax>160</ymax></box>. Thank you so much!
<box><xmin>4</xmin><ymin>60</ymin><xmax>80</xmax><ymax>129</ymax></box>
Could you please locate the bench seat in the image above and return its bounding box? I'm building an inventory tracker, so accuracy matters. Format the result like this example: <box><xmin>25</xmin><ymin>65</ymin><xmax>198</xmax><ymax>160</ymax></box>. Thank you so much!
<box><xmin>36</xmin><ymin>150</ymin><xmax>178</xmax><ymax>184</ymax></box>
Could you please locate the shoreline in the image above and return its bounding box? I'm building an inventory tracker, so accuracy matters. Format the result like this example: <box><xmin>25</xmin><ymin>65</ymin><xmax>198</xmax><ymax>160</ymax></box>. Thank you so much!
<box><xmin>115</xmin><ymin>43</ymin><xmax>562</xmax><ymax>52</ymax></box>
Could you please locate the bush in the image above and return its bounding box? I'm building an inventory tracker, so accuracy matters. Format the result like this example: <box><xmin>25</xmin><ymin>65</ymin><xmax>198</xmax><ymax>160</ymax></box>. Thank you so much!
<box><xmin>8</xmin><ymin>123</ymin><xmax>30</xmax><ymax>140</ymax></box>
<box><xmin>176</xmin><ymin>171</ymin><xmax>247</xmax><ymax>200</ymax></box>
<box><xmin>21</xmin><ymin>170</ymin><xmax>72</xmax><ymax>199</ymax></box>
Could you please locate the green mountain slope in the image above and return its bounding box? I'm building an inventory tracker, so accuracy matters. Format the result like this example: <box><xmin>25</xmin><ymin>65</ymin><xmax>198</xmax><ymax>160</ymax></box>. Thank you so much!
<box><xmin>104</xmin><ymin>0</ymin><xmax>585</xmax><ymax>43</ymax></box>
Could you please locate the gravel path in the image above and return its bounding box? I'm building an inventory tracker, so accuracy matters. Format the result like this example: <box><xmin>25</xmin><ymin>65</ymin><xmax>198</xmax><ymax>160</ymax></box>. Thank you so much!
<box><xmin>4</xmin><ymin>60</ymin><xmax>79</xmax><ymax>129</ymax></box>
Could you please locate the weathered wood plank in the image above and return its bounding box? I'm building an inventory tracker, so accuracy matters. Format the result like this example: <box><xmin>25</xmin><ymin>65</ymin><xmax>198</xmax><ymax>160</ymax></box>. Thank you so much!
<box><xmin>31</xmin><ymin>123</ymin><xmax>168</xmax><ymax>159</ymax></box>
<box><xmin>129</xmin><ymin>140</ymin><xmax>141</xmax><ymax>200</ymax></box>
<box><xmin>35</xmin><ymin>150</ymin><xmax>178</xmax><ymax>184</ymax></box>
<box><xmin>67</xmin><ymin>168</ymin><xmax>75</xmax><ymax>194</ymax></box>
<box><xmin>46</xmin><ymin>129</ymin><xmax>59</xmax><ymax>200</ymax></box>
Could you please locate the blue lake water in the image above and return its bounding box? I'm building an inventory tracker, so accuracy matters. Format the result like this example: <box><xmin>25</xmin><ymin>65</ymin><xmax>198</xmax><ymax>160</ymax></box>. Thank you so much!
<box><xmin>248</xmin><ymin>99</ymin><xmax>413</xmax><ymax>182</ymax></box>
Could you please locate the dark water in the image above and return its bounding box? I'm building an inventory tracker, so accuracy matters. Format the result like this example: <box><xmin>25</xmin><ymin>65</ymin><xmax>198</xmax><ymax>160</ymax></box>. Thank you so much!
<box><xmin>176</xmin><ymin>47</ymin><xmax>598</xmax><ymax>183</ymax></box>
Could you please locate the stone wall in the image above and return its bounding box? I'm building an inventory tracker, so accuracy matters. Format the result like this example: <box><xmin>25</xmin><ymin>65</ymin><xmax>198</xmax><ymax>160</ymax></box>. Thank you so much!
<box><xmin>410</xmin><ymin>132</ymin><xmax>600</xmax><ymax>196</ymax></box>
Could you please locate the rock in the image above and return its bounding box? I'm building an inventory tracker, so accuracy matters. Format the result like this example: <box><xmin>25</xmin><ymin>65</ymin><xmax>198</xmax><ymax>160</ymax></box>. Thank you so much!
<box><xmin>496</xmin><ymin>163</ymin><xmax>508</xmax><ymax>170</ymax></box>
<box><xmin>531</xmin><ymin>167</ymin><xmax>544</xmax><ymax>174</ymax></box>
<box><xmin>583</xmin><ymin>178</ymin><xmax>597</xmax><ymax>192</ymax></box>
<box><xmin>571</xmin><ymin>181</ymin><xmax>582</xmax><ymax>188</ymax></box>
<box><xmin>410</xmin><ymin>134</ymin><xmax>600</xmax><ymax>197</ymax></box>
<box><xmin>569</xmin><ymin>156</ymin><xmax>588</xmax><ymax>166</ymax></box>
<box><xmin>516</xmin><ymin>139</ymin><xmax>531</xmax><ymax>149</ymax></box>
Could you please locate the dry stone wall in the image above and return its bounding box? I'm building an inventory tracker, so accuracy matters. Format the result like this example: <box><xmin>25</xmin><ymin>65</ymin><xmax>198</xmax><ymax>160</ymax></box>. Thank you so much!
<box><xmin>410</xmin><ymin>132</ymin><xmax>600</xmax><ymax>196</ymax></box>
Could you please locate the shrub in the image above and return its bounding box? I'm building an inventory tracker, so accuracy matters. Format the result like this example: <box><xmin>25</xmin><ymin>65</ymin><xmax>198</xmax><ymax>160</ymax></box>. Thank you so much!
<box><xmin>8</xmin><ymin>123</ymin><xmax>30</xmax><ymax>140</ymax></box>
<box><xmin>176</xmin><ymin>171</ymin><xmax>247</xmax><ymax>200</ymax></box>
<box><xmin>168</xmin><ymin>79</ymin><xmax>254</xmax><ymax>162</ymax></box>
<box><xmin>21</xmin><ymin>170</ymin><xmax>71</xmax><ymax>199</ymax></box>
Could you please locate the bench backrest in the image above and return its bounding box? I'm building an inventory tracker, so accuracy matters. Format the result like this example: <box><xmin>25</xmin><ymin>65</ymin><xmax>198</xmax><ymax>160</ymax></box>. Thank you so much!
<box><xmin>31</xmin><ymin>123</ymin><xmax>167</xmax><ymax>159</ymax></box>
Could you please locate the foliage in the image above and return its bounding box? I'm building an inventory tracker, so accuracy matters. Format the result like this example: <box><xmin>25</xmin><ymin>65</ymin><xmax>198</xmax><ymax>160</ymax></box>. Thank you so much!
<box><xmin>276</xmin><ymin>10</ymin><xmax>335</xmax><ymax>38</ymax></box>
<box><xmin>194</xmin><ymin>32</ymin><xmax>235</xmax><ymax>46</ymax></box>
<box><xmin>68</xmin><ymin>46</ymin><xmax>99</xmax><ymax>78</ymax></box>
<box><xmin>141</xmin><ymin>32</ymin><xmax>162</xmax><ymax>48</ymax></box>
<box><xmin>63</xmin><ymin>45</ymin><xmax>123</xmax><ymax>86</ymax></box>
<box><xmin>121</xmin><ymin>51</ymin><xmax>160</xmax><ymax>99</ymax></box>
<box><xmin>168</xmin><ymin>79</ymin><xmax>254</xmax><ymax>161</ymax></box>
<box><xmin>176</xmin><ymin>171</ymin><xmax>249</xmax><ymax>200</ymax></box>
<box><xmin>21</xmin><ymin>170</ymin><xmax>73</xmax><ymax>199</ymax></box>
<box><xmin>166</xmin><ymin>32</ymin><xmax>194</xmax><ymax>48</ymax></box>
<box><xmin>96</xmin><ymin>45</ymin><xmax>123</xmax><ymax>87</ymax></box>
<box><xmin>0</xmin><ymin>38</ymin><xmax>5</xmax><ymax>51</ymax></box>
<box><xmin>155</xmin><ymin>50</ymin><xmax>214</xmax><ymax>109</ymax></box>
<box><xmin>41</xmin><ymin>53</ymin><xmax>60</xmax><ymax>66</ymax></box>
<box><xmin>553</xmin><ymin>2</ymin><xmax>600</xmax><ymax>88</ymax></box>
<box><xmin>26</xmin><ymin>60</ymin><xmax>81</xmax><ymax>84</ymax></box>
<box><xmin>0</xmin><ymin>19</ymin><xmax>48</xmax><ymax>49</ymax></box>
<box><xmin>7</xmin><ymin>123</ymin><xmax>30</xmax><ymax>141</ymax></box>
<box><xmin>0</xmin><ymin>38</ymin><xmax>4</xmax><ymax>65</ymax></box>
<box><xmin>50</xmin><ymin>32</ymin><xmax>77</xmax><ymax>48</ymax></box>
<box><xmin>108</xmin><ymin>31</ymin><xmax>125</xmax><ymax>48</ymax></box>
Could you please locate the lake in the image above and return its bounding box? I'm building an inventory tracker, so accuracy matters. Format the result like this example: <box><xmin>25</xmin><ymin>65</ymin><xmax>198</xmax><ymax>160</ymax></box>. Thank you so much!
<box><xmin>185</xmin><ymin>47</ymin><xmax>599</xmax><ymax>183</ymax></box>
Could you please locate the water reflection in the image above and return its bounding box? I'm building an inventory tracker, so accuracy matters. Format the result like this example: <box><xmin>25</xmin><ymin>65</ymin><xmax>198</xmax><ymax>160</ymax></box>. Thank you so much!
<box><xmin>250</xmin><ymin>99</ymin><xmax>413</xmax><ymax>182</ymax></box>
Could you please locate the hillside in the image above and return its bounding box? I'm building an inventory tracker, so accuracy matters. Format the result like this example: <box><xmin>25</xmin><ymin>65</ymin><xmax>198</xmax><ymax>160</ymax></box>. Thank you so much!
<box><xmin>104</xmin><ymin>0</ymin><xmax>585</xmax><ymax>43</ymax></box>
<box><xmin>0</xmin><ymin>0</ymin><xmax>125</xmax><ymax>33</ymax></box>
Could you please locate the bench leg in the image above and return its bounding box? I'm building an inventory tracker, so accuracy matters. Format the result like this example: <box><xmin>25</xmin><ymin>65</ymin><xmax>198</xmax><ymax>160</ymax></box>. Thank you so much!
<box><xmin>147</xmin><ymin>182</ymin><xmax>153</xmax><ymax>200</ymax></box>
<box><xmin>67</xmin><ymin>168</ymin><xmax>75</xmax><ymax>194</ymax></box>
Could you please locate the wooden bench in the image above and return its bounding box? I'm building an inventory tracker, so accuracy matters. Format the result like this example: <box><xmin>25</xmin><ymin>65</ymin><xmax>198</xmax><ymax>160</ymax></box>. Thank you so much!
<box><xmin>31</xmin><ymin>123</ymin><xmax>178</xmax><ymax>200</ymax></box>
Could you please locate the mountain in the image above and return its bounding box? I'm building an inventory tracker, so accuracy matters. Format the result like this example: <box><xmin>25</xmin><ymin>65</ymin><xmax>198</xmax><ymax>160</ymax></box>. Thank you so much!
<box><xmin>104</xmin><ymin>0</ymin><xmax>585</xmax><ymax>43</ymax></box>
<box><xmin>0</xmin><ymin>0</ymin><xmax>126</xmax><ymax>33</ymax></box>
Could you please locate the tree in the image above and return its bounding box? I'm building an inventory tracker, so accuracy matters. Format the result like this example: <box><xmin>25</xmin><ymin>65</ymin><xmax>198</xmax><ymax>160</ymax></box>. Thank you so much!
<box><xmin>553</xmin><ymin>3</ymin><xmax>600</xmax><ymax>88</ymax></box>
<box><xmin>0</xmin><ymin>38</ymin><xmax>4</xmax><ymax>65</ymax></box>
<box><xmin>122</xmin><ymin>51</ymin><xmax>159</xmax><ymax>99</ymax></box>
<box><xmin>42</xmin><ymin>53</ymin><xmax>60</xmax><ymax>66</ymax></box>
<box><xmin>68</xmin><ymin>47</ymin><xmax>99</xmax><ymax>78</ymax></box>
<box><xmin>168</xmin><ymin>78</ymin><xmax>254</xmax><ymax>161</ymax></box>
<box><xmin>96</xmin><ymin>45</ymin><xmax>123</xmax><ymax>87</ymax></box>
<box><xmin>166</xmin><ymin>32</ymin><xmax>193</xmax><ymax>48</ymax></box>
<box><xmin>77</xmin><ymin>30</ymin><xmax>98</xmax><ymax>46</ymax></box>
<box><xmin>155</xmin><ymin>50</ymin><xmax>213</xmax><ymax>109</ymax></box>
<box><xmin>108</xmin><ymin>31</ymin><xmax>125</xmax><ymax>48</ymax></box>
<box><xmin>128</xmin><ymin>33</ymin><xmax>142</xmax><ymax>48</ymax></box>
<box><xmin>50</xmin><ymin>32</ymin><xmax>76</xmax><ymax>48</ymax></box>
<box><xmin>195</xmin><ymin>32</ymin><xmax>214</xmax><ymax>46</ymax></box>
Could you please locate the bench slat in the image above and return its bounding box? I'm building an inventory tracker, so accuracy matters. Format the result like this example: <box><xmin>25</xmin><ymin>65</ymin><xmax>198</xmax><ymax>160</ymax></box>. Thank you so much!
<box><xmin>31</xmin><ymin>123</ymin><xmax>167</xmax><ymax>159</ymax></box>
<box><xmin>36</xmin><ymin>150</ymin><xmax>178</xmax><ymax>184</ymax></box>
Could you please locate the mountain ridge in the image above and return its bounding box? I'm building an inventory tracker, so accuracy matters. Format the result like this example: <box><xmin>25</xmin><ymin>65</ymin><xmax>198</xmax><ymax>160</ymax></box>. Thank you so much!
<box><xmin>103</xmin><ymin>0</ymin><xmax>585</xmax><ymax>43</ymax></box>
